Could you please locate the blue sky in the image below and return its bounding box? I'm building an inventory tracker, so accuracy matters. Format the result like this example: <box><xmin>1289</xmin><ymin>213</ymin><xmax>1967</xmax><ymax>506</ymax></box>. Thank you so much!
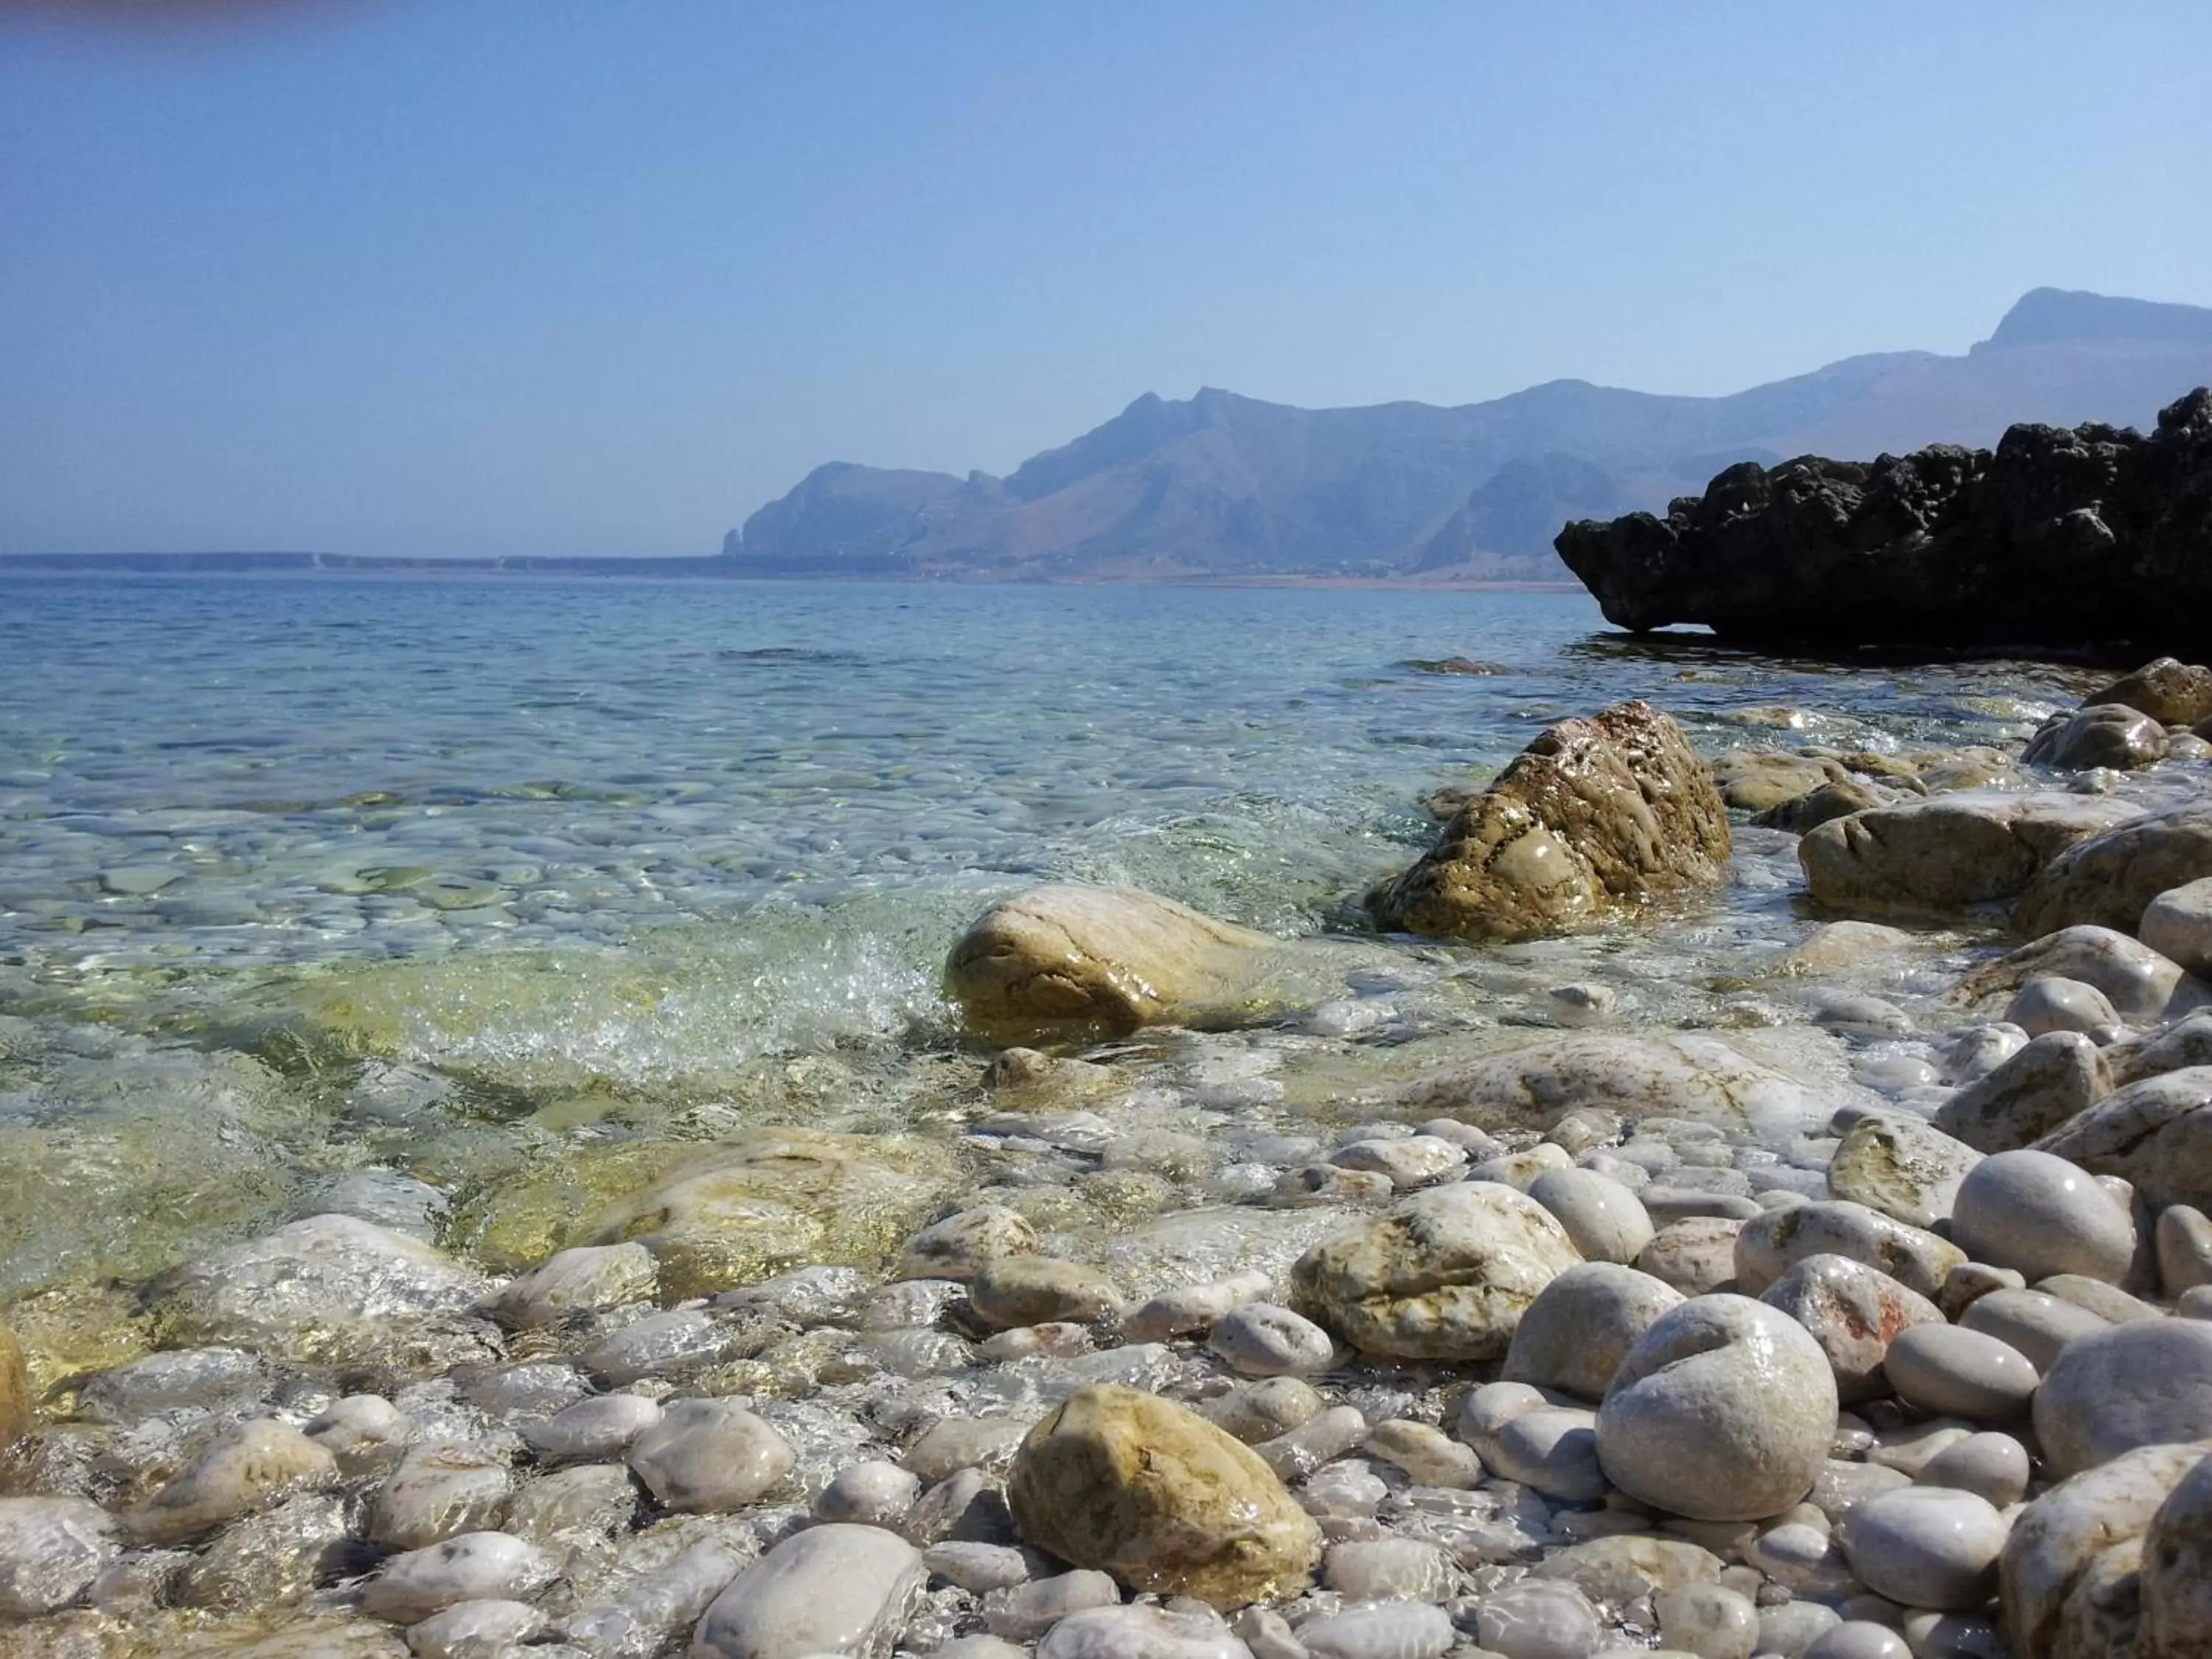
<box><xmin>4</xmin><ymin>1</ymin><xmax>2208</xmax><ymax>558</ymax></box>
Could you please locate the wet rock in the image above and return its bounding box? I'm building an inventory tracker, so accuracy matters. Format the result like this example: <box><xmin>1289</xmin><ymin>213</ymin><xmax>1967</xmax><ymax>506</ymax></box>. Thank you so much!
<box><xmin>1757</xmin><ymin>777</ymin><xmax>1896</xmax><ymax>835</ymax></box>
<box><xmin>1503</xmin><ymin>1262</ymin><xmax>1683</xmax><ymax>1401</ymax></box>
<box><xmin>1798</xmin><ymin>791</ymin><xmax>2138</xmax><ymax>917</ymax></box>
<box><xmin>1758</xmin><ymin>1253</ymin><xmax>1945</xmax><ymax>1404</ymax></box>
<box><xmin>305</xmin><ymin>1394</ymin><xmax>410</xmax><ymax>1478</ymax></box>
<box><xmin>581</xmin><ymin>1309</ymin><xmax>737</xmax><ymax>1385</ymax></box>
<box><xmin>1479</xmin><ymin>1403</ymin><xmax>1608</xmax><ymax>1502</ymax></box>
<box><xmin>2024</xmin><ymin>703</ymin><xmax>2171</xmax><ymax>771</ymax></box>
<box><xmin>521</xmin><ymin>1391</ymin><xmax>661</xmax><ymax>1464</ymax></box>
<box><xmin>484</xmin><ymin>1243</ymin><xmax>656</xmax><ymax>1328</ymax></box>
<box><xmin>1123</xmin><ymin>1273</ymin><xmax>1271</xmax><ymax>1345</ymax></box>
<box><xmin>2016</xmin><ymin>799</ymin><xmax>2212</xmax><ymax>938</ymax></box>
<box><xmin>2035</xmin><ymin>1318</ymin><xmax>2212</xmax><ymax>1475</ymax></box>
<box><xmin>405</xmin><ymin>1599</ymin><xmax>545</xmax><ymax>1659</ymax></box>
<box><xmin>815</xmin><ymin>1461</ymin><xmax>922</xmax><ymax>1528</ymax></box>
<box><xmin>945</xmin><ymin>883</ymin><xmax>1298</xmax><ymax>1043</ymax></box>
<box><xmin>1999</xmin><ymin>1441</ymin><xmax>2207</xmax><ymax>1659</ymax></box>
<box><xmin>2036</xmin><ymin>1065</ymin><xmax>2212</xmax><ymax>1211</ymax></box>
<box><xmin>1840</xmin><ymin>1486</ymin><xmax>2006</xmax><ymax>1611</ymax></box>
<box><xmin>902</xmin><ymin>1417</ymin><xmax>1027</xmax><ymax>1484</ymax></box>
<box><xmin>503</xmin><ymin>1462</ymin><xmax>638</xmax><ymax>1544</ymax></box>
<box><xmin>1474</xmin><ymin>1579</ymin><xmax>1602</xmax><ymax>1659</ymax></box>
<box><xmin>1289</xmin><ymin>1182</ymin><xmax>1582</xmax><ymax>1361</ymax></box>
<box><xmin>359</xmin><ymin>1531</ymin><xmax>555</xmax><ymax>1624</ymax></box>
<box><xmin>0</xmin><ymin>1323</ymin><xmax>26</xmax><ymax>1447</ymax></box>
<box><xmin>1882</xmin><ymin>1326</ymin><xmax>2038</xmax><ymax>1422</ymax></box>
<box><xmin>1361</xmin><ymin>1419</ymin><xmax>1482</xmax><ymax>1488</ymax></box>
<box><xmin>1370</xmin><ymin>700</ymin><xmax>1730</xmax><ymax>943</ymax></box>
<box><xmin>584</xmin><ymin>1128</ymin><xmax>958</xmax><ymax>1301</ymax></box>
<box><xmin>1638</xmin><ymin>1217</ymin><xmax>1746</xmax><ymax>1295</ymax></box>
<box><xmin>1734</xmin><ymin>1200</ymin><xmax>1964</xmax><ymax>1300</ymax></box>
<box><xmin>1200</xmin><ymin>1377</ymin><xmax>1323</xmax><ymax>1445</ymax></box>
<box><xmin>1206</xmin><ymin>1304</ymin><xmax>1335</xmax><ymax>1377</ymax></box>
<box><xmin>2087</xmin><ymin>657</ymin><xmax>2212</xmax><ymax>726</ymax></box>
<box><xmin>2141</xmin><ymin>877</ymin><xmax>2212</xmax><ymax>977</ymax></box>
<box><xmin>2156</xmin><ymin>1203</ymin><xmax>2212</xmax><ymax>1294</ymax></box>
<box><xmin>969</xmin><ymin>1257</ymin><xmax>1124</xmax><ymax>1330</ymax></box>
<box><xmin>175</xmin><ymin>1492</ymin><xmax>356</xmax><ymax>1610</ymax></box>
<box><xmin>1329</xmin><ymin>1135</ymin><xmax>1469</xmax><ymax>1190</ymax></box>
<box><xmin>899</xmin><ymin>1206</ymin><xmax>1039</xmax><ymax>1281</ymax></box>
<box><xmin>1655</xmin><ymin>1582</ymin><xmax>1760</xmax><ymax>1659</ymax></box>
<box><xmin>1402</xmin><ymin>1032</ymin><xmax>1843</xmax><ymax>1144</ymax></box>
<box><xmin>1712</xmin><ymin>750</ymin><xmax>1840</xmax><ymax>813</ymax></box>
<box><xmin>1960</xmin><ymin>924</ymin><xmax>2194</xmax><ymax>1023</ymax></box>
<box><xmin>2005</xmin><ymin>978</ymin><xmax>2123</xmax><ymax>1041</ymax></box>
<box><xmin>74</xmin><ymin>1346</ymin><xmax>267</xmax><ymax>1425</ymax></box>
<box><xmin>1951</xmin><ymin>1150</ymin><xmax>2140</xmax><ymax>1284</ymax></box>
<box><xmin>1527</xmin><ymin>1167</ymin><xmax>1655</xmax><ymax>1264</ymax></box>
<box><xmin>2141</xmin><ymin>1450</ymin><xmax>2212</xmax><ymax>1656</ymax></box>
<box><xmin>1005</xmin><ymin>1382</ymin><xmax>1321</xmax><ymax>1609</ymax></box>
<box><xmin>691</xmin><ymin>1523</ymin><xmax>925</xmax><ymax>1659</ymax></box>
<box><xmin>1826</xmin><ymin>1113</ymin><xmax>1980</xmax><ymax>1228</ymax></box>
<box><xmin>1934</xmin><ymin>1031</ymin><xmax>2110</xmax><ymax>1153</ymax></box>
<box><xmin>150</xmin><ymin>1213</ymin><xmax>489</xmax><ymax>1364</ymax></box>
<box><xmin>627</xmin><ymin>1399</ymin><xmax>793</xmax><ymax>1513</ymax></box>
<box><xmin>1959</xmin><ymin>1287</ymin><xmax>2110</xmax><ymax>1371</ymax></box>
<box><xmin>1917</xmin><ymin>1432</ymin><xmax>2031</xmax><ymax>1509</ymax></box>
<box><xmin>369</xmin><ymin>1443</ymin><xmax>515</xmax><ymax>1551</ymax></box>
<box><xmin>1036</xmin><ymin>1605</ymin><xmax>1252</xmax><ymax>1659</ymax></box>
<box><xmin>1320</xmin><ymin>1536</ymin><xmax>1455</xmax><ymax>1601</ymax></box>
<box><xmin>1595</xmin><ymin>1294</ymin><xmax>1837</xmax><ymax>1521</ymax></box>
<box><xmin>982</xmin><ymin>1569</ymin><xmax>1121</xmax><ymax>1641</ymax></box>
<box><xmin>0</xmin><ymin>1497</ymin><xmax>118</xmax><ymax>1618</ymax></box>
<box><xmin>130</xmin><ymin>1417</ymin><xmax>338</xmax><ymax>1544</ymax></box>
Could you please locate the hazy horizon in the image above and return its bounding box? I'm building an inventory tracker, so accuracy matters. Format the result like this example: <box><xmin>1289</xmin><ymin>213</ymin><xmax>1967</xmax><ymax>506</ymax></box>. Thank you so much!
<box><xmin>5</xmin><ymin>1</ymin><xmax>2209</xmax><ymax>559</ymax></box>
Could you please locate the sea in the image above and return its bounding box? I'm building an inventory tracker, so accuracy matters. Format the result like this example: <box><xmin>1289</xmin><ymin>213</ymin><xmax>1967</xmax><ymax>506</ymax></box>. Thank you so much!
<box><xmin>0</xmin><ymin>575</ymin><xmax>2099</xmax><ymax>1318</ymax></box>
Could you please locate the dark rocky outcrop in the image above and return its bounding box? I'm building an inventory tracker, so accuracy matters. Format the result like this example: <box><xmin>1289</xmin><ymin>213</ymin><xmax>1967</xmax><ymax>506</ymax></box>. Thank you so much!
<box><xmin>1555</xmin><ymin>389</ymin><xmax>2212</xmax><ymax>654</ymax></box>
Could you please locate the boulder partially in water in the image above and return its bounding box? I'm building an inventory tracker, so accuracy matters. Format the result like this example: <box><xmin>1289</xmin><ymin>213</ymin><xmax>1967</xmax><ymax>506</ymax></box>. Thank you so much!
<box><xmin>583</xmin><ymin>1128</ymin><xmax>961</xmax><ymax>1301</ymax></box>
<box><xmin>945</xmin><ymin>883</ymin><xmax>1289</xmax><ymax>1045</ymax></box>
<box><xmin>1799</xmin><ymin>791</ymin><xmax>2140</xmax><ymax>918</ymax></box>
<box><xmin>1398</xmin><ymin>1031</ymin><xmax>1858</xmax><ymax>1144</ymax></box>
<box><xmin>2015</xmin><ymin>801</ymin><xmax>2212</xmax><ymax>937</ymax></box>
<box><xmin>1369</xmin><ymin>701</ymin><xmax>1729</xmax><ymax>943</ymax></box>
<box><xmin>0</xmin><ymin>1322</ymin><xmax>27</xmax><ymax>1444</ymax></box>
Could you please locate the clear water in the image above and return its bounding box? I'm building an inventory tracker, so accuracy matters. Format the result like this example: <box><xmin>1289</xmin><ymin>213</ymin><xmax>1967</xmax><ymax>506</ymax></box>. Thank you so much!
<box><xmin>0</xmin><ymin>576</ymin><xmax>2097</xmax><ymax>1302</ymax></box>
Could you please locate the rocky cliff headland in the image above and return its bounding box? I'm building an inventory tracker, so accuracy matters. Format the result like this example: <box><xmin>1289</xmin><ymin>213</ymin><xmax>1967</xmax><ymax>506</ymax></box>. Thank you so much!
<box><xmin>1557</xmin><ymin>388</ymin><xmax>2212</xmax><ymax>656</ymax></box>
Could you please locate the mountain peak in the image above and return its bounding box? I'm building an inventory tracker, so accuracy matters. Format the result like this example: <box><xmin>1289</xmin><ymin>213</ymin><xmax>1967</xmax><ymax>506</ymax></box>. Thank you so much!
<box><xmin>1975</xmin><ymin>288</ymin><xmax>2212</xmax><ymax>354</ymax></box>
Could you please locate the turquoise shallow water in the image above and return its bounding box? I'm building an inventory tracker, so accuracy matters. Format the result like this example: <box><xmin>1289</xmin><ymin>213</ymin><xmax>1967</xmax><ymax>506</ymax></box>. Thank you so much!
<box><xmin>0</xmin><ymin>575</ymin><xmax>2096</xmax><ymax>1300</ymax></box>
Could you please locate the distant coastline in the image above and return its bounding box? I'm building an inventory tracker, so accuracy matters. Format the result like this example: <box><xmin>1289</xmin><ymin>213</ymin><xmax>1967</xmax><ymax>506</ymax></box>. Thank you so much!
<box><xmin>0</xmin><ymin>551</ymin><xmax>1578</xmax><ymax>592</ymax></box>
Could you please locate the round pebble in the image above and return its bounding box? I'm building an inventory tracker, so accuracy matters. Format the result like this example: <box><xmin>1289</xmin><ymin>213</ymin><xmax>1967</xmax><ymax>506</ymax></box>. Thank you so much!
<box><xmin>1882</xmin><ymin>1326</ymin><xmax>2039</xmax><ymax>1422</ymax></box>
<box><xmin>1206</xmin><ymin>1302</ymin><xmax>1336</xmax><ymax>1377</ymax></box>
<box><xmin>1950</xmin><ymin>1150</ymin><xmax>2138</xmax><ymax>1285</ymax></box>
<box><xmin>1840</xmin><ymin>1486</ymin><xmax>2007</xmax><ymax>1609</ymax></box>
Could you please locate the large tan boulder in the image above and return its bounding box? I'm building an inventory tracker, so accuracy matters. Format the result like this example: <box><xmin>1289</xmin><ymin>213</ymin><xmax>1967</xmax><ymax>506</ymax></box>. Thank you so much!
<box><xmin>2015</xmin><ymin>802</ymin><xmax>2212</xmax><ymax>938</ymax></box>
<box><xmin>1006</xmin><ymin>1383</ymin><xmax>1320</xmax><ymax>1609</ymax></box>
<box><xmin>2085</xmin><ymin>658</ymin><xmax>2212</xmax><ymax>728</ymax></box>
<box><xmin>2000</xmin><ymin>1442</ymin><xmax>2209</xmax><ymax>1659</ymax></box>
<box><xmin>945</xmin><ymin>884</ymin><xmax>1287</xmax><ymax>1044</ymax></box>
<box><xmin>1371</xmin><ymin>701</ymin><xmax>1729</xmax><ymax>943</ymax></box>
<box><xmin>1799</xmin><ymin>791</ymin><xmax>2140</xmax><ymax>918</ymax></box>
<box><xmin>584</xmin><ymin>1129</ymin><xmax>959</xmax><ymax>1300</ymax></box>
<box><xmin>1290</xmin><ymin>1182</ymin><xmax>1582</xmax><ymax>1360</ymax></box>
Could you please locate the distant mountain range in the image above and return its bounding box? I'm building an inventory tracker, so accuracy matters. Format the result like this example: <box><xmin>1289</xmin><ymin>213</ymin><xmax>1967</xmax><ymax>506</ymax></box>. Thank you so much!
<box><xmin>724</xmin><ymin>288</ymin><xmax>2212</xmax><ymax>581</ymax></box>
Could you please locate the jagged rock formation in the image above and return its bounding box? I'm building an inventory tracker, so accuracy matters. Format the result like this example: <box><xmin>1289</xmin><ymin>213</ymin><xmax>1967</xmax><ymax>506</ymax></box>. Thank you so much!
<box><xmin>1556</xmin><ymin>389</ymin><xmax>2212</xmax><ymax>653</ymax></box>
<box><xmin>1369</xmin><ymin>700</ymin><xmax>1730</xmax><ymax>942</ymax></box>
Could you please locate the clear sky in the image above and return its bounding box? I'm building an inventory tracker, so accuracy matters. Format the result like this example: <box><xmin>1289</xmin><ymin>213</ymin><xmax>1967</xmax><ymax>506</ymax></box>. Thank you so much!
<box><xmin>4</xmin><ymin>1</ymin><xmax>2208</xmax><ymax>558</ymax></box>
